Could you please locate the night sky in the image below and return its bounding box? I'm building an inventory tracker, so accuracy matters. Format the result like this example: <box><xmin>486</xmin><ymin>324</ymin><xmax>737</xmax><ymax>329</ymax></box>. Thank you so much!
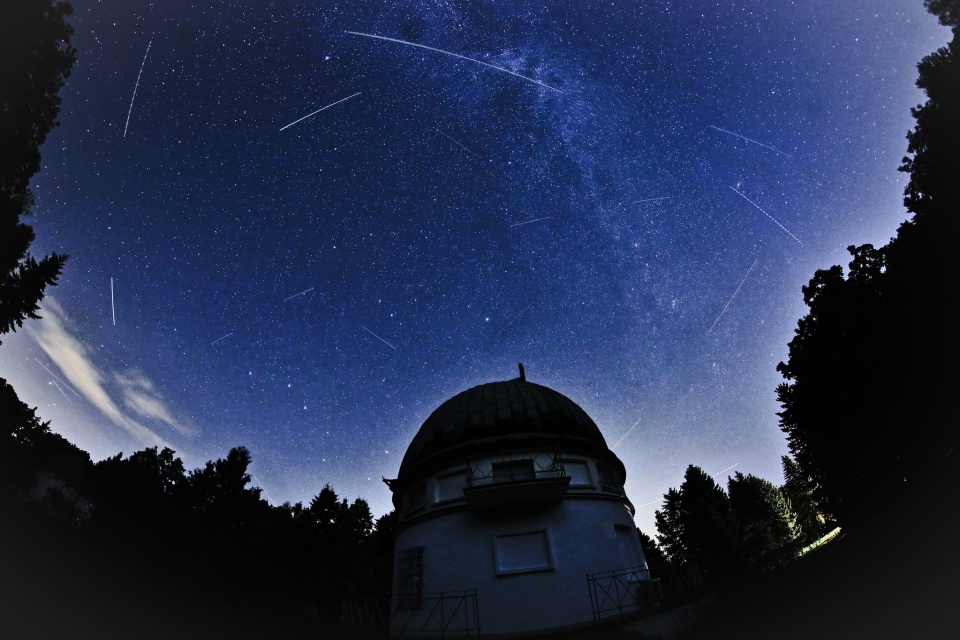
<box><xmin>0</xmin><ymin>0</ymin><xmax>947</xmax><ymax>535</ymax></box>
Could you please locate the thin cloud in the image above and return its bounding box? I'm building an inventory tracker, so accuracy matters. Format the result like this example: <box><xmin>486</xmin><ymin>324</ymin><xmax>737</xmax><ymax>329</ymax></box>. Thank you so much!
<box><xmin>117</xmin><ymin>370</ymin><xmax>195</xmax><ymax>436</ymax></box>
<box><xmin>29</xmin><ymin>298</ymin><xmax>191</xmax><ymax>448</ymax></box>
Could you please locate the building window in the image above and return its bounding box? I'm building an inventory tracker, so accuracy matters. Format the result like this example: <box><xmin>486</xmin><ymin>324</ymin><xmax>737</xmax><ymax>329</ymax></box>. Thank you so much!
<box><xmin>436</xmin><ymin>470</ymin><xmax>468</xmax><ymax>502</ymax></box>
<box><xmin>495</xmin><ymin>531</ymin><xmax>553</xmax><ymax>575</ymax></box>
<box><xmin>565</xmin><ymin>460</ymin><xmax>593</xmax><ymax>486</ymax></box>
<box><xmin>405</xmin><ymin>481</ymin><xmax>427</xmax><ymax>512</ymax></box>
<box><xmin>396</xmin><ymin>546</ymin><xmax>424</xmax><ymax>609</ymax></box>
<box><xmin>597</xmin><ymin>463</ymin><xmax>622</xmax><ymax>493</ymax></box>
<box><xmin>614</xmin><ymin>524</ymin><xmax>643</xmax><ymax>569</ymax></box>
<box><xmin>492</xmin><ymin>459</ymin><xmax>536</xmax><ymax>483</ymax></box>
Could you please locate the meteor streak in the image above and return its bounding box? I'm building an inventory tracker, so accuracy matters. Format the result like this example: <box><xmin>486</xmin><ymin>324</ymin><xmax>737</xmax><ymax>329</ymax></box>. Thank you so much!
<box><xmin>360</xmin><ymin>325</ymin><xmax>397</xmax><ymax>350</ymax></box>
<box><xmin>509</xmin><ymin>216</ymin><xmax>551</xmax><ymax>227</ymax></box>
<box><xmin>111</xmin><ymin>277</ymin><xmax>116</xmax><ymax>325</ymax></box>
<box><xmin>731</xmin><ymin>187</ymin><xmax>802</xmax><ymax>245</ymax></box>
<box><xmin>283</xmin><ymin>287</ymin><xmax>315</xmax><ymax>302</ymax></box>
<box><xmin>124</xmin><ymin>37</ymin><xmax>153</xmax><ymax>137</ymax></box>
<box><xmin>347</xmin><ymin>31</ymin><xmax>563</xmax><ymax>93</ymax></box>
<box><xmin>434</xmin><ymin>128</ymin><xmax>476</xmax><ymax>155</ymax></box>
<box><xmin>34</xmin><ymin>358</ymin><xmax>82</xmax><ymax>398</ymax></box>
<box><xmin>707</xmin><ymin>258</ymin><xmax>759</xmax><ymax>336</ymax></box>
<box><xmin>211</xmin><ymin>333</ymin><xmax>234</xmax><ymax>345</ymax></box>
<box><xmin>634</xmin><ymin>196</ymin><xmax>671</xmax><ymax>203</ymax></box>
<box><xmin>711</xmin><ymin>463</ymin><xmax>740</xmax><ymax>478</ymax></box>
<box><xmin>501</xmin><ymin>303</ymin><xmax>535</xmax><ymax>330</ymax></box>
<box><xmin>50</xmin><ymin>379</ymin><xmax>72</xmax><ymax>401</ymax></box>
<box><xmin>708</xmin><ymin>125</ymin><xmax>792</xmax><ymax>157</ymax></box>
<box><xmin>612</xmin><ymin>417</ymin><xmax>643</xmax><ymax>450</ymax></box>
<box><xmin>280</xmin><ymin>93</ymin><xmax>361</xmax><ymax>131</ymax></box>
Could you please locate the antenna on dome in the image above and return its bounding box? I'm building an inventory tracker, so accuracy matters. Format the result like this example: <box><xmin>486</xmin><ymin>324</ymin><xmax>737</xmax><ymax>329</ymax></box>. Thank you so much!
<box><xmin>518</xmin><ymin>362</ymin><xmax>526</xmax><ymax>381</ymax></box>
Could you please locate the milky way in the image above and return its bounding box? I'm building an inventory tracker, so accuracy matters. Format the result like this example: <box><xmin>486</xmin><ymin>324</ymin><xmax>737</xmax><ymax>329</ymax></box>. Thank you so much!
<box><xmin>0</xmin><ymin>1</ymin><xmax>948</xmax><ymax>534</ymax></box>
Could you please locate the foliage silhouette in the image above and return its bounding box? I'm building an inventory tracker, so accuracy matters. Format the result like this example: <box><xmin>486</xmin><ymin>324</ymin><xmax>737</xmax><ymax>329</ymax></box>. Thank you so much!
<box><xmin>654</xmin><ymin>465</ymin><xmax>744</xmax><ymax>580</ymax></box>
<box><xmin>637</xmin><ymin>528</ymin><xmax>668</xmax><ymax>568</ymax></box>
<box><xmin>727</xmin><ymin>472</ymin><xmax>797</xmax><ymax>569</ymax></box>
<box><xmin>0</xmin><ymin>0</ymin><xmax>73</xmax><ymax>342</ymax></box>
<box><xmin>780</xmin><ymin>455</ymin><xmax>832</xmax><ymax>546</ymax></box>
<box><xmin>776</xmin><ymin>0</ymin><xmax>959</xmax><ymax>527</ymax></box>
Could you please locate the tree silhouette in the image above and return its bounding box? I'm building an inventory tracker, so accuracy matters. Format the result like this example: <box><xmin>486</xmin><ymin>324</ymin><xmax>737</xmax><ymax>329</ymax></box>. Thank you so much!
<box><xmin>780</xmin><ymin>455</ymin><xmax>831</xmax><ymax>546</ymax></box>
<box><xmin>0</xmin><ymin>0</ymin><xmax>74</xmax><ymax>342</ymax></box>
<box><xmin>727</xmin><ymin>472</ymin><xmax>797</xmax><ymax>569</ymax></box>
<box><xmin>776</xmin><ymin>0</ymin><xmax>959</xmax><ymax>527</ymax></box>
<box><xmin>654</xmin><ymin>465</ymin><xmax>743</xmax><ymax>580</ymax></box>
<box><xmin>637</xmin><ymin>528</ymin><xmax>668</xmax><ymax>568</ymax></box>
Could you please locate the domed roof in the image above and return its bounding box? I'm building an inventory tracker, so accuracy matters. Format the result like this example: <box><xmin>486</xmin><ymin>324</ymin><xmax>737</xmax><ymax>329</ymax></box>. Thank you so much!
<box><xmin>397</xmin><ymin>372</ymin><xmax>617</xmax><ymax>480</ymax></box>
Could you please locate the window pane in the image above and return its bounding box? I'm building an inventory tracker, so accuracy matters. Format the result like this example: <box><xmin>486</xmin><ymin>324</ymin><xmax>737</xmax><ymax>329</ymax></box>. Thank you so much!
<box><xmin>437</xmin><ymin>471</ymin><xmax>467</xmax><ymax>501</ymax></box>
<box><xmin>565</xmin><ymin>460</ymin><xmax>592</xmax><ymax>486</ymax></box>
<box><xmin>496</xmin><ymin>531</ymin><xmax>551</xmax><ymax>573</ymax></box>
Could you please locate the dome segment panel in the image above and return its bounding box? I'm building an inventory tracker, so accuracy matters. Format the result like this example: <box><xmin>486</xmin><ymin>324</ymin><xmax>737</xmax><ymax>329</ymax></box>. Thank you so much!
<box><xmin>398</xmin><ymin>377</ymin><xmax>615</xmax><ymax>480</ymax></box>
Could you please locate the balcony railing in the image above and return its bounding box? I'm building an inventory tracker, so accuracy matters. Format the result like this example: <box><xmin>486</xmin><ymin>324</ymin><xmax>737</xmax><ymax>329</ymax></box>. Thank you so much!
<box><xmin>586</xmin><ymin>563</ymin><xmax>704</xmax><ymax>621</ymax></box>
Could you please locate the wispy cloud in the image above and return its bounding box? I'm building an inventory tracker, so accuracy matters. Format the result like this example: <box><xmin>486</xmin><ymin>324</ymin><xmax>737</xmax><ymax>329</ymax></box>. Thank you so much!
<box><xmin>29</xmin><ymin>298</ymin><xmax>193</xmax><ymax>448</ymax></box>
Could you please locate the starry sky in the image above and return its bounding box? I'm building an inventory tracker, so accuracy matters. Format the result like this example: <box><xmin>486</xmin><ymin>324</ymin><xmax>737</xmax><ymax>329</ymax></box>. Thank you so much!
<box><xmin>0</xmin><ymin>0</ymin><xmax>948</xmax><ymax>535</ymax></box>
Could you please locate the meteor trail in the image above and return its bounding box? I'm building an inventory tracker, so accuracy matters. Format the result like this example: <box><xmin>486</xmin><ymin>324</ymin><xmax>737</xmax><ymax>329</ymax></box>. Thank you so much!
<box><xmin>707</xmin><ymin>258</ymin><xmax>759</xmax><ymax>336</ymax></box>
<box><xmin>634</xmin><ymin>196</ymin><xmax>671</xmax><ymax>203</ymax></box>
<box><xmin>708</xmin><ymin>125</ymin><xmax>792</xmax><ymax>157</ymax></box>
<box><xmin>34</xmin><ymin>358</ymin><xmax>82</xmax><ymax>398</ymax></box>
<box><xmin>211</xmin><ymin>333</ymin><xmax>233</xmax><ymax>345</ymax></box>
<box><xmin>360</xmin><ymin>325</ymin><xmax>397</xmax><ymax>350</ymax></box>
<box><xmin>711</xmin><ymin>463</ymin><xmax>740</xmax><ymax>478</ymax></box>
<box><xmin>501</xmin><ymin>303</ymin><xmax>535</xmax><ymax>330</ymax></box>
<box><xmin>111</xmin><ymin>277</ymin><xmax>116</xmax><ymax>325</ymax></box>
<box><xmin>347</xmin><ymin>31</ymin><xmax>563</xmax><ymax>93</ymax></box>
<box><xmin>280</xmin><ymin>93</ymin><xmax>361</xmax><ymax>131</ymax></box>
<box><xmin>509</xmin><ymin>216</ymin><xmax>551</xmax><ymax>227</ymax></box>
<box><xmin>283</xmin><ymin>287</ymin><xmax>315</xmax><ymax>302</ymax></box>
<box><xmin>612</xmin><ymin>417</ymin><xmax>643</xmax><ymax>450</ymax></box>
<box><xmin>731</xmin><ymin>187</ymin><xmax>803</xmax><ymax>245</ymax></box>
<box><xmin>124</xmin><ymin>37</ymin><xmax>153</xmax><ymax>137</ymax></box>
<box><xmin>434</xmin><ymin>128</ymin><xmax>476</xmax><ymax>155</ymax></box>
<box><xmin>50</xmin><ymin>379</ymin><xmax>72</xmax><ymax>401</ymax></box>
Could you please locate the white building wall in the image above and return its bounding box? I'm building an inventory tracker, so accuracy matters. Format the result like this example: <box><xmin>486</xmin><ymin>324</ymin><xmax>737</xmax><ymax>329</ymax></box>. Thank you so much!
<box><xmin>391</xmin><ymin>494</ymin><xmax>646</xmax><ymax>636</ymax></box>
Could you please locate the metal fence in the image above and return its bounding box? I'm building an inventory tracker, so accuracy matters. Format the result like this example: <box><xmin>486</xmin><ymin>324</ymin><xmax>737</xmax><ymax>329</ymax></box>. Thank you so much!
<box><xmin>389</xmin><ymin>589</ymin><xmax>481</xmax><ymax>637</ymax></box>
<box><xmin>586</xmin><ymin>562</ymin><xmax>703</xmax><ymax>621</ymax></box>
<box><xmin>340</xmin><ymin>591</ymin><xmax>479</xmax><ymax>636</ymax></box>
<box><xmin>341</xmin><ymin>598</ymin><xmax>390</xmax><ymax>630</ymax></box>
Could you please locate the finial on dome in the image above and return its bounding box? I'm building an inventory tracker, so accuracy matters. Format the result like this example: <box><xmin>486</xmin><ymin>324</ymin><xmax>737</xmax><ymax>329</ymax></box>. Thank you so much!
<box><xmin>518</xmin><ymin>362</ymin><xmax>525</xmax><ymax>381</ymax></box>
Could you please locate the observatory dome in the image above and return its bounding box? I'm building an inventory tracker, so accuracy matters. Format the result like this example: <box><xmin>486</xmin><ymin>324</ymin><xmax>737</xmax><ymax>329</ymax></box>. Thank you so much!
<box><xmin>397</xmin><ymin>371</ymin><xmax>623</xmax><ymax>482</ymax></box>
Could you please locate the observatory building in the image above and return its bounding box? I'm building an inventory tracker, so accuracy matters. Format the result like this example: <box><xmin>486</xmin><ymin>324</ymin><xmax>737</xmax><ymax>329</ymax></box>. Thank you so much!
<box><xmin>385</xmin><ymin>366</ymin><xmax>650</xmax><ymax>636</ymax></box>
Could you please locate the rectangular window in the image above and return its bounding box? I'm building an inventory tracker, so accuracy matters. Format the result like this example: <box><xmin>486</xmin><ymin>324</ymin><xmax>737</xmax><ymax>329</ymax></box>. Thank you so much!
<box><xmin>405</xmin><ymin>481</ymin><xmax>427</xmax><ymax>512</ymax></box>
<box><xmin>614</xmin><ymin>524</ymin><xmax>642</xmax><ymax>569</ymax></box>
<box><xmin>597</xmin><ymin>463</ymin><xmax>622</xmax><ymax>492</ymax></box>
<box><xmin>396</xmin><ymin>546</ymin><xmax>424</xmax><ymax>609</ymax></box>
<box><xmin>495</xmin><ymin>531</ymin><xmax>553</xmax><ymax>575</ymax></box>
<box><xmin>492</xmin><ymin>459</ymin><xmax>536</xmax><ymax>483</ymax></box>
<box><xmin>436</xmin><ymin>470</ymin><xmax>468</xmax><ymax>502</ymax></box>
<box><xmin>565</xmin><ymin>460</ymin><xmax>593</xmax><ymax>486</ymax></box>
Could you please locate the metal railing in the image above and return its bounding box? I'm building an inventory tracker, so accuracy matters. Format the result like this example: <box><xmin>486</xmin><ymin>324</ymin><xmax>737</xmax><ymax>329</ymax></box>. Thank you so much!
<box><xmin>341</xmin><ymin>598</ymin><xmax>390</xmax><ymax>630</ymax></box>
<box><xmin>467</xmin><ymin>449</ymin><xmax>566</xmax><ymax>487</ymax></box>
<box><xmin>389</xmin><ymin>589</ymin><xmax>480</xmax><ymax>637</ymax></box>
<box><xmin>586</xmin><ymin>562</ymin><xmax>703</xmax><ymax>621</ymax></box>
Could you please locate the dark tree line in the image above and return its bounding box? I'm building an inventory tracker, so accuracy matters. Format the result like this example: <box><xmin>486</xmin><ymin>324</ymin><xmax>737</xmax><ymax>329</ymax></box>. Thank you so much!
<box><xmin>647</xmin><ymin>461</ymin><xmax>832</xmax><ymax>581</ymax></box>
<box><xmin>0</xmin><ymin>0</ymin><xmax>72</xmax><ymax>342</ymax></box>
<box><xmin>776</xmin><ymin>0</ymin><xmax>959</xmax><ymax>528</ymax></box>
<box><xmin>1</xmin><ymin>383</ymin><xmax>396</xmax><ymax>622</ymax></box>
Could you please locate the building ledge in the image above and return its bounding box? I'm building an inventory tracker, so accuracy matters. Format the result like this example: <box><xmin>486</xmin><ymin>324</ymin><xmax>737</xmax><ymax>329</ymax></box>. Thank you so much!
<box><xmin>463</xmin><ymin>476</ymin><xmax>571</xmax><ymax>510</ymax></box>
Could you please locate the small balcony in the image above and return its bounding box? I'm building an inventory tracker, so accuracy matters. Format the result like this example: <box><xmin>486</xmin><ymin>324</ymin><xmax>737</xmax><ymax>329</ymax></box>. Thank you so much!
<box><xmin>463</xmin><ymin>457</ymin><xmax>571</xmax><ymax>510</ymax></box>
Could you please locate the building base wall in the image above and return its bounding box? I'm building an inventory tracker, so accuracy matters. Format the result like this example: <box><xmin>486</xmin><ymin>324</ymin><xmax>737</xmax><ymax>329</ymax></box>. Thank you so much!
<box><xmin>390</xmin><ymin>497</ymin><xmax>646</xmax><ymax>636</ymax></box>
